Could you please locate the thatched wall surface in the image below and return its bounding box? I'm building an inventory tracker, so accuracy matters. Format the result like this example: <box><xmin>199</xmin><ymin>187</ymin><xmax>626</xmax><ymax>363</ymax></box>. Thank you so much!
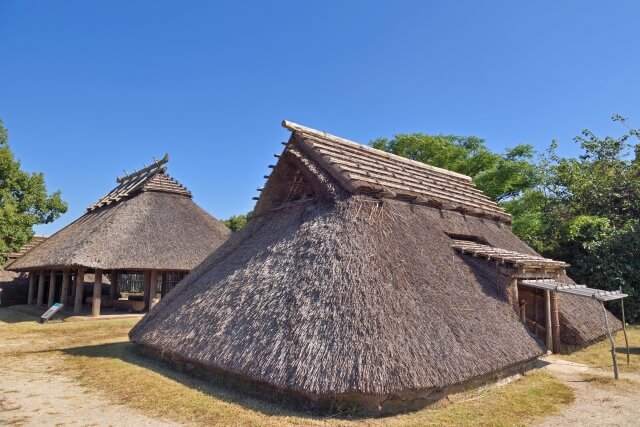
<box><xmin>131</xmin><ymin>196</ymin><xmax>545</xmax><ymax>398</ymax></box>
<box><xmin>8</xmin><ymin>191</ymin><xmax>230</xmax><ymax>271</ymax></box>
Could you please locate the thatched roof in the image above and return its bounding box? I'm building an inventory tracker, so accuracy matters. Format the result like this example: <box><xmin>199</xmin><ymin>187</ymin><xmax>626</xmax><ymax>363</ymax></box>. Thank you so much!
<box><xmin>4</xmin><ymin>236</ymin><xmax>47</xmax><ymax>264</ymax></box>
<box><xmin>131</xmin><ymin>122</ymin><xmax>618</xmax><ymax>412</ymax></box>
<box><xmin>8</xmin><ymin>156</ymin><xmax>230</xmax><ymax>272</ymax></box>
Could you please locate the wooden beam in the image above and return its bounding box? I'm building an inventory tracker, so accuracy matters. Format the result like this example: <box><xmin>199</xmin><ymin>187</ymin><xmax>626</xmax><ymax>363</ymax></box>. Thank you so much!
<box><xmin>619</xmin><ymin>287</ymin><xmax>630</xmax><ymax>365</ymax></box>
<box><xmin>160</xmin><ymin>272</ymin><xmax>167</xmax><ymax>299</ymax></box>
<box><xmin>27</xmin><ymin>272</ymin><xmax>36</xmax><ymax>305</ymax></box>
<box><xmin>60</xmin><ymin>270</ymin><xmax>69</xmax><ymax>307</ymax></box>
<box><xmin>92</xmin><ymin>269</ymin><xmax>102</xmax><ymax>317</ymax></box>
<box><xmin>602</xmin><ymin>301</ymin><xmax>619</xmax><ymax>379</ymax></box>
<box><xmin>143</xmin><ymin>271</ymin><xmax>152</xmax><ymax>311</ymax></box>
<box><xmin>149</xmin><ymin>270</ymin><xmax>158</xmax><ymax>310</ymax></box>
<box><xmin>36</xmin><ymin>271</ymin><xmax>46</xmax><ymax>307</ymax></box>
<box><xmin>545</xmin><ymin>290</ymin><xmax>553</xmax><ymax>353</ymax></box>
<box><xmin>48</xmin><ymin>270</ymin><xmax>56</xmax><ymax>307</ymax></box>
<box><xmin>551</xmin><ymin>291</ymin><xmax>561</xmax><ymax>353</ymax></box>
<box><xmin>110</xmin><ymin>271</ymin><xmax>118</xmax><ymax>300</ymax></box>
<box><xmin>511</xmin><ymin>278</ymin><xmax>520</xmax><ymax>317</ymax></box>
<box><xmin>74</xmin><ymin>268</ymin><xmax>85</xmax><ymax>314</ymax></box>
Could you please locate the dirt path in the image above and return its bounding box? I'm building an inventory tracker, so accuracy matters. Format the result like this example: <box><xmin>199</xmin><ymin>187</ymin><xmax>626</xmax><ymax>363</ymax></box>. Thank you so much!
<box><xmin>536</xmin><ymin>355</ymin><xmax>640</xmax><ymax>427</ymax></box>
<box><xmin>0</xmin><ymin>353</ymin><xmax>179</xmax><ymax>427</ymax></box>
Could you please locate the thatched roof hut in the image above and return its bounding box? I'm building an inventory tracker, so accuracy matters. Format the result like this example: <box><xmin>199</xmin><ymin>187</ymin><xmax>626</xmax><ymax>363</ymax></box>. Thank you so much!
<box><xmin>130</xmin><ymin>123</ymin><xmax>622</xmax><ymax>413</ymax></box>
<box><xmin>8</xmin><ymin>154</ymin><xmax>230</xmax><ymax>316</ymax></box>
<box><xmin>0</xmin><ymin>236</ymin><xmax>47</xmax><ymax>306</ymax></box>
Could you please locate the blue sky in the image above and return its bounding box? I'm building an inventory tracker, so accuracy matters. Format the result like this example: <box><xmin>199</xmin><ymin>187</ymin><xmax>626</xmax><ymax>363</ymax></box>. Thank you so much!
<box><xmin>1</xmin><ymin>1</ymin><xmax>639</xmax><ymax>235</ymax></box>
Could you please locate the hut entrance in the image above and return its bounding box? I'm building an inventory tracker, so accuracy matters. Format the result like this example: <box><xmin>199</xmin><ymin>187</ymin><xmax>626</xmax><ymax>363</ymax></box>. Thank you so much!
<box><xmin>518</xmin><ymin>285</ymin><xmax>547</xmax><ymax>341</ymax></box>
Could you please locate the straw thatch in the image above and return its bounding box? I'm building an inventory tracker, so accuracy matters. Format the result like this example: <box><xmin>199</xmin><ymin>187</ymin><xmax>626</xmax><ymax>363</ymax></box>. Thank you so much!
<box><xmin>8</xmin><ymin>158</ymin><xmax>230</xmax><ymax>272</ymax></box>
<box><xmin>130</xmin><ymin>122</ymin><xmax>620</xmax><ymax>413</ymax></box>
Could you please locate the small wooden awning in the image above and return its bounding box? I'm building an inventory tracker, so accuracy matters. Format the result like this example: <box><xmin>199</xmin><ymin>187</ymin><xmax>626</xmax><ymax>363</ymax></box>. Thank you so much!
<box><xmin>451</xmin><ymin>240</ymin><xmax>568</xmax><ymax>268</ymax></box>
<box><xmin>521</xmin><ymin>279</ymin><xmax>627</xmax><ymax>302</ymax></box>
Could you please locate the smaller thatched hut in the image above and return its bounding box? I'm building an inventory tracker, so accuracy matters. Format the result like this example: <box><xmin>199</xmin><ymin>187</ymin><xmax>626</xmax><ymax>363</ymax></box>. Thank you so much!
<box><xmin>7</xmin><ymin>154</ymin><xmax>230</xmax><ymax>316</ymax></box>
<box><xmin>0</xmin><ymin>236</ymin><xmax>47</xmax><ymax>306</ymax></box>
<box><xmin>131</xmin><ymin>122</ymin><xmax>625</xmax><ymax>414</ymax></box>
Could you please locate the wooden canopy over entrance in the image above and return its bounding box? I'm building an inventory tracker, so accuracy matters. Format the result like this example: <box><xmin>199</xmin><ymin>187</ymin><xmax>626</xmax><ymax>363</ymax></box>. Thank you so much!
<box><xmin>521</xmin><ymin>279</ymin><xmax>628</xmax><ymax>302</ymax></box>
<box><xmin>452</xmin><ymin>239</ymin><xmax>629</xmax><ymax>379</ymax></box>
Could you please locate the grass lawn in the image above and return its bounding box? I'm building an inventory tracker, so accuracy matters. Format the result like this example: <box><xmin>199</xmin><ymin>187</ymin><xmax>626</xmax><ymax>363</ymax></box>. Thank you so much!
<box><xmin>0</xmin><ymin>306</ymin><xmax>574</xmax><ymax>426</ymax></box>
<box><xmin>563</xmin><ymin>325</ymin><xmax>640</xmax><ymax>373</ymax></box>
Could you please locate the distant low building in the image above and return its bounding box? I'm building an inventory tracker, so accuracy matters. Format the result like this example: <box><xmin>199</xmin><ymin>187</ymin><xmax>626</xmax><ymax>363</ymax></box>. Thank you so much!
<box><xmin>7</xmin><ymin>154</ymin><xmax>230</xmax><ymax>316</ymax></box>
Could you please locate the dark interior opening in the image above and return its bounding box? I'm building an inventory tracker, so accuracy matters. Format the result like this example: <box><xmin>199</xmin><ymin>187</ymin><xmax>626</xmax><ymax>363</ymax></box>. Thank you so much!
<box><xmin>446</xmin><ymin>233</ymin><xmax>489</xmax><ymax>245</ymax></box>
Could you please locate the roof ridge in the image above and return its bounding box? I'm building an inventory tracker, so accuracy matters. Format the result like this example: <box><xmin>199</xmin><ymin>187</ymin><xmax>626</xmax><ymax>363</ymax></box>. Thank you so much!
<box><xmin>87</xmin><ymin>154</ymin><xmax>178</xmax><ymax>212</ymax></box>
<box><xmin>282</xmin><ymin>120</ymin><xmax>473</xmax><ymax>182</ymax></box>
<box><xmin>281</xmin><ymin>120</ymin><xmax>511</xmax><ymax>224</ymax></box>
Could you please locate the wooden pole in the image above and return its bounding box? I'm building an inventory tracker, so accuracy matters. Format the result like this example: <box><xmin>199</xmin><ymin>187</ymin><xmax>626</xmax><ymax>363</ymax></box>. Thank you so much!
<box><xmin>149</xmin><ymin>270</ymin><xmax>158</xmax><ymax>310</ymax></box>
<box><xmin>143</xmin><ymin>271</ymin><xmax>152</xmax><ymax>311</ymax></box>
<box><xmin>510</xmin><ymin>277</ymin><xmax>520</xmax><ymax>317</ymax></box>
<box><xmin>519</xmin><ymin>299</ymin><xmax>526</xmax><ymax>323</ymax></box>
<box><xmin>74</xmin><ymin>268</ymin><xmax>85</xmax><ymax>314</ymax></box>
<box><xmin>619</xmin><ymin>287</ymin><xmax>630</xmax><ymax>366</ymax></box>
<box><xmin>27</xmin><ymin>272</ymin><xmax>36</xmax><ymax>305</ymax></box>
<box><xmin>161</xmin><ymin>272</ymin><xmax>167</xmax><ymax>299</ymax></box>
<box><xmin>110</xmin><ymin>271</ymin><xmax>118</xmax><ymax>300</ymax></box>
<box><xmin>92</xmin><ymin>269</ymin><xmax>102</xmax><ymax>317</ymax></box>
<box><xmin>545</xmin><ymin>289</ymin><xmax>553</xmax><ymax>353</ymax></box>
<box><xmin>47</xmin><ymin>270</ymin><xmax>56</xmax><ymax>307</ymax></box>
<box><xmin>60</xmin><ymin>270</ymin><xmax>70</xmax><ymax>307</ymax></box>
<box><xmin>550</xmin><ymin>290</ymin><xmax>561</xmax><ymax>353</ymax></box>
<box><xmin>36</xmin><ymin>270</ymin><xmax>46</xmax><ymax>307</ymax></box>
<box><xmin>602</xmin><ymin>301</ymin><xmax>619</xmax><ymax>379</ymax></box>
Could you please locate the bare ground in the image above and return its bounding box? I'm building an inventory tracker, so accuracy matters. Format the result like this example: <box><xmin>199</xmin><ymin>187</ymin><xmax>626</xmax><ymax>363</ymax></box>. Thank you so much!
<box><xmin>536</xmin><ymin>355</ymin><xmax>640</xmax><ymax>427</ymax></box>
<box><xmin>0</xmin><ymin>353</ymin><xmax>177</xmax><ymax>427</ymax></box>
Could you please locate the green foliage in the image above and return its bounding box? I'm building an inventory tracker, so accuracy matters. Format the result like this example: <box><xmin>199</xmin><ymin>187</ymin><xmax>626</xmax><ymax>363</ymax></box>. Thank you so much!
<box><xmin>371</xmin><ymin>134</ymin><xmax>539</xmax><ymax>201</ymax></box>
<box><xmin>223</xmin><ymin>212</ymin><xmax>252</xmax><ymax>232</ymax></box>
<box><xmin>372</xmin><ymin>116</ymin><xmax>640</xmax><ymax>322</ymax></box>
<box><xmin>0</xmin><ymin>118</ymin><xmax>67</xmax><ymax>261</ymax></box>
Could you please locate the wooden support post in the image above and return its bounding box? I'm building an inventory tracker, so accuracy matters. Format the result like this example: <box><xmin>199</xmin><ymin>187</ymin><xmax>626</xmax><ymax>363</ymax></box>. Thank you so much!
<box><xmin>160</xmin><ymin>272</ymin><xmax>167</xmax><ymax>299</ymax></box>
<box><xmin>545</xmin><ymin>289</ymin><xmax>553</xmax><ymax>353</ymax></box>
<box><xmin>36</xmin><ymin>270</ymin><xmax>46</xmax><ymax>307</ymax></box>
<box><xmin>619</xmin><ymin>287</ymin><xmax>630</xmax><ymax>366</ymax></box>
<box><xmin>74</xmin><ymin>268</ymin><xmax>85</xmax><ymax>314</ymax></box>
<box><xmin>143</xmin><ymin>271</ymin><xmax>152</xmax><ymax>311</ymax></box>
<box><xmin>149</xmin><ymin>270</ymin><xmax>158</xmax><ymax>310</ymax></box>
<box><xmin>27</xmin><ymin>272</ymin><xmax>36</xmax><ymax>305</ymax></box>
<box><xmin>510</xmin><ymin>278</ymin><xmax>520</xmax><ymax>318</ymax></box>
<box><xmin>551</xmin><ymin>290</ymin><xmax>561</xmax><ymax>353</ymax></box>
<box><xmin>70</xmin><ymin>271</ymin><xmax>76</xmax><ymax>298</ymax></box>
<box><xmin>60</xmin><ymin>270</ymin><xmax>70</xmax><ymax>307</ymax></box>
<box><xmin>519</xmin><ymin>299</ymin><xmax>526</xmax><ymax>323</ymax></box>
<box><xmin>602</xmin><ymin>301</ymin><xmax>619</xmax><ymax>379</ymax></box>
<box><xmin>110</xmin><ymin>271</ymin><xmax>118</xmax><ymax>300</ymax></box>
<box><xmin>48</xmin><ymin>270</ymin><xmax>56</xmax><ymax>307</ymax></box>
<box><xmin>92</xmin><ymin>269</ymin><xmax>102</xmax><ymax>317</ymax></box>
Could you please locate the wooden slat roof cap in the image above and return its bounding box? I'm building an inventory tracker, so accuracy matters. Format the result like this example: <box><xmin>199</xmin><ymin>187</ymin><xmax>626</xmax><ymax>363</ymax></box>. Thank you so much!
<box><xmin>282</xmin><ymin>120</ymin><xmax>473</xmax><ymax>182</ymax></box>
<box><xmin>86</xmin><ymin>154</ymin><xmax>189</xmax><ymax>212</ymax></box>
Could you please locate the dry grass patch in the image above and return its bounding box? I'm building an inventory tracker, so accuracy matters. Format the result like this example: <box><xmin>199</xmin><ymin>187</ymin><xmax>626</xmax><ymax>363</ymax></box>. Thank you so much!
<box><xmin>563</xmin><ymin>326</ymin><xmax>640</xmax><ymax>373</ymax></box>
<box><xmin>579</xmin><ymin>373</ymin><xmax>638</xmax><ymax>392</ymax></box>
<box><xmin>1</xmin><ymin>307</ymin><xmax>574</xmax><ymax>426</ymax></box>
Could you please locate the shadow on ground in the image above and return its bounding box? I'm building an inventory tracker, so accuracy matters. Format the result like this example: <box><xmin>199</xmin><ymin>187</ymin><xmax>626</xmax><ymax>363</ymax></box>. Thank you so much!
<box><xmin>62</xmin><ymin>341</ymin><xmax>353</xmax><ymax>421</ymax></box>
<box><xmin>616</xmin><ymin>346</ymin><xmax>640</xmax><ymax>355</ymax></box>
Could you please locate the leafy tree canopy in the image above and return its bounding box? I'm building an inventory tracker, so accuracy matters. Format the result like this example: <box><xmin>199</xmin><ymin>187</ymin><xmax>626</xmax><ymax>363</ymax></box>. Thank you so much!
<box><xmin>371</xmin><ymin>134</ymin><xmax>539</xmax><ymax>202</ymax></box>
<box><xmin>223</xmin><ymin>212</ymin><xmax>252</xmax><ymax>232</ymax></box>
<box><xmin>0</xmin><ymin>118</ymin><xmax>67</xmax><ymax>261</ymax></box>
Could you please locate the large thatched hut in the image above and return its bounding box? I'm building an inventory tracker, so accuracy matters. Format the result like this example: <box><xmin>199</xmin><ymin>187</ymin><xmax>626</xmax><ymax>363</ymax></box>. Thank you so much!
<box><xmin>8</xmin><ymin>154</ymin><xmax>230</xmax><ymax>316</ymax></box>
<box><xmin>131</xmin><ymin>123</ymin><xmax>623</xmax><ymax>413</ymax></box>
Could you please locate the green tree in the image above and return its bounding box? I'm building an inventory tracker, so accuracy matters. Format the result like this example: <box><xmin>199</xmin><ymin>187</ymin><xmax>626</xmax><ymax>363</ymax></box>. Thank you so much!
<box><xmin>371</xmin><ymin>134</ymin><xmax>539</xmax><ymax>201</ymax></box>
<box><xmin>223</xmin><ymin>212</ymin><xmax>252</xmax><ymax>232</ymax></box>
<box><xmin>511</xmin><ymin>116</ymin><xmax>640</xmax><ymax>321</ymax></box>
<box><xmin>0</xmin><ymin>118</ymin><xmax>67</xmax><ymax>261</ymax></box>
